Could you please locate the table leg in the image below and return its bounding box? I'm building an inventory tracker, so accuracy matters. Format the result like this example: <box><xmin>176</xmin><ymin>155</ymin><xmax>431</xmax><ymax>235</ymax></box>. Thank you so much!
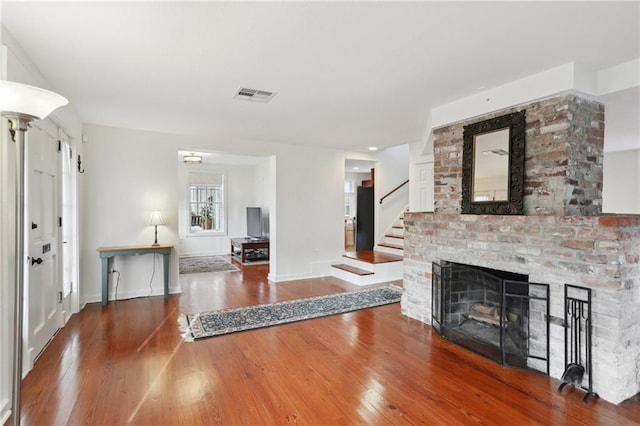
<box><xmin>101</xmin><ymin>257</ymin><xmax>109</xmax><ymax>306</ymax></box>
<box><xmin>163</xmin><ymin>253</ymin><xmax>170</xmax><ymax>298</ymax></box>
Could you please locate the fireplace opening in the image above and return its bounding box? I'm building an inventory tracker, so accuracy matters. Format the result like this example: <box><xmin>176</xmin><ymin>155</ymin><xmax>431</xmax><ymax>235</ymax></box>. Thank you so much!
<box><xmin>432</xmin><ymin>261</ymin><xmax>549</xmax><ymax>374</ymax></box>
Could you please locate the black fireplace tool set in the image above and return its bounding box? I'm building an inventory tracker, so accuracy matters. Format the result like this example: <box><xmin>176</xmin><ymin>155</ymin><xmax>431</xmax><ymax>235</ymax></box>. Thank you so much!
<box><xmin>558</xmin><ymin>284</ymin><xmax>598</xmax><ymax>403</ymax></box>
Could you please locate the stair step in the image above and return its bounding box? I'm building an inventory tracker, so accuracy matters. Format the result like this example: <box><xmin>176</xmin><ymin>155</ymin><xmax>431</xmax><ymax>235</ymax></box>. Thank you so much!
<box><xmin>385</xmin><ymin>233</ymin><xmax>404</xmax><ymax>239</ymax></box>
<box><xmin>392</xmin><ymin>225</ymin><xmax>403</xmax><ymax>229</ymax></box>
<box><xmin>378</xmin><ymin>242</ymin><xmax>403</xmax><ymax>250</ymax></box>
<box><xmin>343</xmin><ymin>250</ymin><xmax>403</xmax><ymax>264</ymax></box>
<box><xmin>331</xmin><ymin>264</ymin><xmax>374</xmax><ymax>276</ymax></box>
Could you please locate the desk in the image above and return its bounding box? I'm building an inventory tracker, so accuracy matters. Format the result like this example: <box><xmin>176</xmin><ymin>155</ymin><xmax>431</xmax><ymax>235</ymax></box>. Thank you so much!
<box><xmin>97</xmin><ymin>244</ymin><xmax>173</xmax><ymax>306</ymax></box>
<box><xmin>230</xmin><ymin>238</ymin><xmax>269</xmax><ymax>263</ymax></box>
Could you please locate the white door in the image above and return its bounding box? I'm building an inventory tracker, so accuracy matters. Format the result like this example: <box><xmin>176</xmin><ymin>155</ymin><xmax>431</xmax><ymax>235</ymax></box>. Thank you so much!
<box><xmin>416</xmin><ymin>162</ymin><xmax>434</xmax><ymax>212</ymax></box>
<box><xmin>27</xmin><ymin>120</ymin><xmax>60</xmax><ymax>364</ymax></box>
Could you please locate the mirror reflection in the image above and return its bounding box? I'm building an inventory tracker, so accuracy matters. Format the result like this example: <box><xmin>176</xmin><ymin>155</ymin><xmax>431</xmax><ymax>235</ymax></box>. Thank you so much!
<box><xmin>473</xmin><ymin>128</ymin><xmax>510</xmax><ymax>202</ymax></box>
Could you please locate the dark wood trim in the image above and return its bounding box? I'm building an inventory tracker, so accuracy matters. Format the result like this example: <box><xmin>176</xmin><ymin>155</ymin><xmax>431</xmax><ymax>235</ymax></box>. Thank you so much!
<box><xmin>379</xmin><ymin>179</ymin><xmax>409</xmax><ymax>204</ymax></box>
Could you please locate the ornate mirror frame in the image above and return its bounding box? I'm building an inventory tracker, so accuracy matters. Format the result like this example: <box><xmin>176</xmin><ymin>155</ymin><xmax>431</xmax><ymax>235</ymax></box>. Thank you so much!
<box><xmin>461</xmin><ymin>110</ymin><xmax>526</xmax><ymax>215</ymax></box>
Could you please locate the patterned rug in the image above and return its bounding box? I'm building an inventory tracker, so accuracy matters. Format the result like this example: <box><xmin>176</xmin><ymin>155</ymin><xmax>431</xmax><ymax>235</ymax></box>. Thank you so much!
<box><xmin>179</xmin><ymin>256</ymin><xmax>239</xmax><ymax>274</ymax></box>
<box><xmin>179</xmin><ymin>285</ymin><xmax>402</xmax><ymax>341</ymax></box>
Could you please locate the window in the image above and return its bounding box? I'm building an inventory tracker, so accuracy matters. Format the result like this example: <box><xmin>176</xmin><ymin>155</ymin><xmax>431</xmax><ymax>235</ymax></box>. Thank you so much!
<box><xmin>344</xmin><ymin>179</ymin><xmax>355</xmax><ymax>193</ymax></box>
<box><xmin>188</xmin><ymin>171</ymin><xmax>225</xmax><ymax>234</ymax></box>
<box><xmin>344</xmin><ymin>179</ymin><xmax>355</xmax><ymax>218</ymax></box>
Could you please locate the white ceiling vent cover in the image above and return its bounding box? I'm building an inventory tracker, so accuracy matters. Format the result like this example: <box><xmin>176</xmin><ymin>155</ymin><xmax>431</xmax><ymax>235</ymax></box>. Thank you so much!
<box><xmin>233</xmin><ymin>87</ymin><xmax>276</xmax><ymax>103</ymax></box>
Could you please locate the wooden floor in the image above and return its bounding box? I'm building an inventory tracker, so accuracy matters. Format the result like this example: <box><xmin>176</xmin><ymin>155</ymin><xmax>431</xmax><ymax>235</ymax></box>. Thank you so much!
<box><xmin>12</xmin><ymin>256</ymin><xmax>640</xmax><ymax>425</ymax></box>
<box><xmin>344</xmin><ymin>250</ymin><xmax>403</xmax><ymax>264</ymax></box>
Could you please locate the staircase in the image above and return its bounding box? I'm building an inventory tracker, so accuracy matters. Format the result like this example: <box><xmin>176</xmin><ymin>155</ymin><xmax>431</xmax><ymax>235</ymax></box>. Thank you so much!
<box><xmin>375</xmin><ymin>207</ymin><xmax>409</xmax><ymax>256</ymax></box>
<box><xmin>331</xmin><ymin>250</ymin><xmax>403</xmax><ymax>286</ymax></box>
<box><xmin>375</xmin><ymin>211</ymin><xmax>406</xmax><ymax>257</ymax></box>
<box><xmin>331</xmin><ymin>209</ymin><xmax>406</xmax><ymax>286</ymax></box>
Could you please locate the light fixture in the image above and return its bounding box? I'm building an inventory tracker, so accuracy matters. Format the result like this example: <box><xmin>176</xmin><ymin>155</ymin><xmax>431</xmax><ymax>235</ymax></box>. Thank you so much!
<box><xmin>368</xmin><ymin>146</ymin><xmax>378</xmax><ymax>151</ymax></box>
<box><xmin>149</xmin><ymin>210</ymin><xmax>165</xmax><ymax>246</ymax></box>
<box><xmin>183</xmin><ymin>153</ymin><xmax>202</xmax><ymax>164</ymax></box>
<box><xmin>0</xmin><ymin>80</ymin><xmax>68</xmax><ymax>426</ymax></box>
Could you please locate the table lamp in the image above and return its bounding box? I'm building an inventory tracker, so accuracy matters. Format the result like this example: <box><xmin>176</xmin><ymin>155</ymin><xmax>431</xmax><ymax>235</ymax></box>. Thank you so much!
<box><xmin>149</xmin><ymin>210</ymin><xmax>165</xmax><ymax>246</ymax></box>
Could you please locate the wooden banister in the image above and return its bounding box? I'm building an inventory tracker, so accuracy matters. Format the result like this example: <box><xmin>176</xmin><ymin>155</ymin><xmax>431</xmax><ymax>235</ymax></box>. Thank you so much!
<box><xmin>379</xmin><ymin>179</ymin><xmax>409</xmax><ymax>204</ymax></box>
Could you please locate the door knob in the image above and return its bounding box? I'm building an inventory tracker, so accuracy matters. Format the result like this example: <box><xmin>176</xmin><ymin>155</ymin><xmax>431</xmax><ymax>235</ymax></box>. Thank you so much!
<box><xmin>31</xmin><ymin>257</ymin><xmax>43</xmax><ymax>266</ymax></box>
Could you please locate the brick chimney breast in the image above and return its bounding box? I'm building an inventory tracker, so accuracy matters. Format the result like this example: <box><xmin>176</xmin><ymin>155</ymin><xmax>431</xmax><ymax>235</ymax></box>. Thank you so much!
<box><xmin>433</xmin><ymin>94</ymin><xmax>604</xmax><ymax>216</ymax></box>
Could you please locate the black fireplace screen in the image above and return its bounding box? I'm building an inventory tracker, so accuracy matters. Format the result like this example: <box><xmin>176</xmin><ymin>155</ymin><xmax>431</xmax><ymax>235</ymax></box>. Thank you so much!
<box><xmin>432</xmin><ymin>261</ymin><xmax>549</xmax><ymax>374</ymax></box>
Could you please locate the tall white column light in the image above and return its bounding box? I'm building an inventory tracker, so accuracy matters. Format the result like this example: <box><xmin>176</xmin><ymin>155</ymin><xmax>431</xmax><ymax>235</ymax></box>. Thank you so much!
<box><xmin>0</xmin><ymin>80</ymin><xmax>68</xmax><ymax>426</ymax></box>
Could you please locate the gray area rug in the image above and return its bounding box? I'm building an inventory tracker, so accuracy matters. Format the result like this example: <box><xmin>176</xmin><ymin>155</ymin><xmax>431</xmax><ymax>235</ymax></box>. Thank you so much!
<box><xmin>179</xmin><ymin>285</ymin><xmax>402</xmax><ymax>341</ymax></box>
<box><xmin>179</xmin><ymin>256</ymin><xmax>239</xmax><ymax>274</ymax></box>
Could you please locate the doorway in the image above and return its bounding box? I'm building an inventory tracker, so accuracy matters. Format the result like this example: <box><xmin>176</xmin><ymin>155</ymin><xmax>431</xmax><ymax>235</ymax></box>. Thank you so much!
<box><xmin>344</xmin><ymin>159</ymin><xmax>375</xmax><ymax>252</ymax></box>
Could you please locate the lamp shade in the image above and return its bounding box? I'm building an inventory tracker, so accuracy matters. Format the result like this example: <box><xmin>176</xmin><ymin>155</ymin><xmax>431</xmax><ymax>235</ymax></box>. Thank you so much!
<box><xmin>149</xmin><ymin>210</ymin><xmax>165</xmax><ymax>226</ymax></box>
<box><xmin>0</xmin><ymin>80</ymin><xmax>68</xmax><ymax>119</ymax></box>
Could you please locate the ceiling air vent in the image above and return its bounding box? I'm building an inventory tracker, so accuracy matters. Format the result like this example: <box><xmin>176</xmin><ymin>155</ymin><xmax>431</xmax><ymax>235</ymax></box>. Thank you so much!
<box><xmin>233</xmin><ymin>87</ymin><xmax>276</xmax><ymax>103</ymax></box>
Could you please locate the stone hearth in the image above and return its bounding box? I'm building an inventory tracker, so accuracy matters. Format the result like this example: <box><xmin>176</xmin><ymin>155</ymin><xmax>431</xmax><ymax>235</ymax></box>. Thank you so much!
<box><xmin>401</xmin><ymin>93</ymin><xmax>640</xmax><ymax>404</ymax></box>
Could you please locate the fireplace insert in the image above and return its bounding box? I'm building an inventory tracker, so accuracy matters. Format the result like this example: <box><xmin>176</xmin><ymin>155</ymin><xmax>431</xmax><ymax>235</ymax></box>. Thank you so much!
<box><xmin>432</xmin><ymin>260</ymin><xmax>549</xmax><ymax>374</ymax></box>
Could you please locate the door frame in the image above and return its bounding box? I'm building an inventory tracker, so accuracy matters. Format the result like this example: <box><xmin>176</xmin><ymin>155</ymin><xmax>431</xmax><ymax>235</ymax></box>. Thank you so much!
<box><xmin>58</xmin><ymin>130</ymin><xmax>80</xmax><ymax>324</ymax></box>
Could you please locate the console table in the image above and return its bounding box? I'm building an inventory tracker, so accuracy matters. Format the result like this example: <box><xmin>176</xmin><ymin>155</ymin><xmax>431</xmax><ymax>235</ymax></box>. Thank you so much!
<box><xmin>97</xmin><ymin>244</ymin><xmax>173</xmax><ymax>306</ymax></box>
<box><xmin>230</xmin><ymin>238</ymin><xmax>269</xmax><ymax>263</ymax></box>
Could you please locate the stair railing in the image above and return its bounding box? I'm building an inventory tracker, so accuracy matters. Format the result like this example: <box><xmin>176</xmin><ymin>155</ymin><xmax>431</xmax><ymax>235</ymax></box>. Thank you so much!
<box><xmin>379</xmin><ymin>179</ymin><xmax>409</xmax><ymax>204</ymax></box>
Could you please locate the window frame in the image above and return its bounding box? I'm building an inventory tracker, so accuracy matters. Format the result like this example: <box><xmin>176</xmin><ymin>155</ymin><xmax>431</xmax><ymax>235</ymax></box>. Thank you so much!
<box><xmin>186</xmin><ymin>170</ymin><xmax>227</xmax><ymax>237</ymax></box>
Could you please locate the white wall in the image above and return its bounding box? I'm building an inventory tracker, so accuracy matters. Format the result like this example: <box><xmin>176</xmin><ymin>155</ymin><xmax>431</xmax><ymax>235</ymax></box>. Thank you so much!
<box><xmin>268</xmin><ymin>145</ymin><xmax>344</xmax><ymax>281</ymax></box>
<box><xmin>0</xmin><ymin>47</ymin><xmax>14</xmax><ymax>426</ymax></box>
<box><xmin>254</xmin><ymin>157</ymin><xmax>272</xmax><ymax>238</ymax></box>
<box><xmin>178</xmin><ymin>163</ymin><xmax>257</xmax><ymax>257</ymax></box>
<box><xmin>374</xmin><ymin>144</ymin><xmax>409</xmax><ymax>242</ymax></box>
<box><xmin>0</xmin><ymin>14</ymin><xmax>10</xmax><ymax>422</ymax></box>
<box><xmin>81</xmin><ymin>125</ymin><xmax>180</xmax><ymax>302</ymax></box>
<box><xmin>81</xmin><ymin>124</ymin><xmax>345</xmax><ymax>301</ymax></box>
<box><xmin>345</xmin><ymin>171</ymin><xmax>372</xmax><ymax>188</ymax></box>
<box><xmin>603</xmin><ymin>149</ymin><xmax>640</xmax><ymax>214</ymax></box>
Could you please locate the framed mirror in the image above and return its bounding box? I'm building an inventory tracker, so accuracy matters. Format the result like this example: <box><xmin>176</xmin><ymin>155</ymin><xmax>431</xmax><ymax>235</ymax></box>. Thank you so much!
<box><xmin>461</xmin><ymin>110</ymin><xmax>526</xmax><ymax>214</ymax></box>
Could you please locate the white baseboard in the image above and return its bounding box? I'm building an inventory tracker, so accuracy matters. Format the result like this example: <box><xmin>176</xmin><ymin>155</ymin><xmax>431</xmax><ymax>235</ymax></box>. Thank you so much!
<box><xmin>0</xmin><ymin>399</ymin><xmax>10</xmax><ymax>426</ymax></box>
<box><xmin>179</xmin><ymin>250</ymin><xmax>229</xmax><ymax>258</ymax></box>
<box><xmin>82</xmin><ymin>286</ymin><xmax>182</xmax><ymax>305</ymax></box>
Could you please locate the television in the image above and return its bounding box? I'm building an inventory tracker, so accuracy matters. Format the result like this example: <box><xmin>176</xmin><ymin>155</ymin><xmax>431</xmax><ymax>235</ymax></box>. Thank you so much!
<box><xmin>246</xmin><ymin>207</ymin><xmax>263</xmax><ymax>240</ymax></box>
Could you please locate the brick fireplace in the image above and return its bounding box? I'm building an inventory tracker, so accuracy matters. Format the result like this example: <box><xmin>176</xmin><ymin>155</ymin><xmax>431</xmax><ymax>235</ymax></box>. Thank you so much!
<box><xmin>402</xmin><ymin>93</ymin><xmax>640</xmax><ymax>404</ymax></box>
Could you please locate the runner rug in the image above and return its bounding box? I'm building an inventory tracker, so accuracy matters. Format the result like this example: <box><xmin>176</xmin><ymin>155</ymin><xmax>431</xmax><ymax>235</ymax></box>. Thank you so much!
<box><xmin>179</xmin><ymin>285</ymin><xmax>402</xmax><ymax>341</ymax></box>
<box><xmin>179</xmin><ymin>256</ymin><xmax>239</xmax><ymax>274</ymax></box>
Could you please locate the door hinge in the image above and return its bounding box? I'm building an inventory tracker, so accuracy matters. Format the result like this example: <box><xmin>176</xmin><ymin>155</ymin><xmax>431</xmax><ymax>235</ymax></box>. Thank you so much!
<box><xmin>58</xmin><ymin>217</ymin><xmax>62</xmax><ymax>227</ymax></box>
<box><xmin>58</xmin><ymin>140</ymin><xmax>61</xmax><ymax>151</ymax></box>
<box><xmin>57</xmin><ymin>291</ymin><xmax>63</xmax><ymax>303</ymax></box>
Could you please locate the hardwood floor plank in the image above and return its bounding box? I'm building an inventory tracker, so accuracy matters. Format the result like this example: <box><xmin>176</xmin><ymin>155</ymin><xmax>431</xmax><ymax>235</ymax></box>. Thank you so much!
<box><xmin>9</xmin><ymin>260</ymin><xmax>640</xmax><ymax>425</ymax></box>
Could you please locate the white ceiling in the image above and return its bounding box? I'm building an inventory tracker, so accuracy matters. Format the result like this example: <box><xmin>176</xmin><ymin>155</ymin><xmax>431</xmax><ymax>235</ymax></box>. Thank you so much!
<box><xmin>2</xmin><ymin>2</ymin><xmax>639</xmax><ymax>152</ymax></box>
